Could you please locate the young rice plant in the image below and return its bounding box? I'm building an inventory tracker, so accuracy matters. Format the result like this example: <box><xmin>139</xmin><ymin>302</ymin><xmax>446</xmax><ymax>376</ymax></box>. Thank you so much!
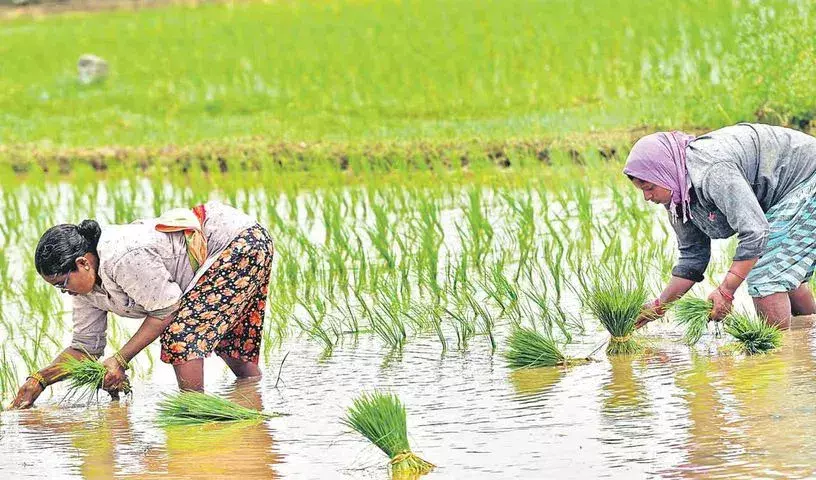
<box><xmin>342</xmin><ymin>391</ymin><xmax>435</xmax><ymax>477</ymax></box>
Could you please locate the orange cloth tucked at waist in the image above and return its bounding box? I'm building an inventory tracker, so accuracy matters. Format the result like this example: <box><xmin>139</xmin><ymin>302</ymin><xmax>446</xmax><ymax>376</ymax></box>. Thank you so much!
<box><xmin>155</xmin><ymin>204</ymin><xmax>208</xmax><ymax>271</ymax></box>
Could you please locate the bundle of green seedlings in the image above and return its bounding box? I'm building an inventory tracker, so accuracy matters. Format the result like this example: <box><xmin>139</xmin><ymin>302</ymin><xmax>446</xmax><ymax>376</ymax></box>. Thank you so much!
<box><xmin>581</xmin><ymin>271</ymin><xmax>649</xmax><ymax>355</ymax></box>
<box><xmin>724</xmin><ymin>312</ymin><xmax>783</xmax><ymax>355</ymax></box>
<box><xmin>672</xmin><ymin>298</ymin><xmax>713</xmax><ymax>346</ymax></box>
<box><xmin>343</xmin><ymin>391</ymin><xmax>435</xmax><ymax>477</ymax></box>
<box><xmin>504</xmin><ymin>326</ymin><xmax>590</xmax><ymax>369</ymax></box>
<box><xmin>59</xmin><ymin>357</ymin><xmax>131</xmax><ymax>403</ymax></box>
<box><xmin>156</xmin><ymin>391</ymin><xmax>277</xmax><ymax>426</ymax></box>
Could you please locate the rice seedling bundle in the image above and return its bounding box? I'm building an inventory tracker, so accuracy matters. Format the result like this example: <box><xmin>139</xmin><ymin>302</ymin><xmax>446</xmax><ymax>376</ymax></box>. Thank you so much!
<box><xmin>672</xmin><ymin>298</ymin><xmax>712</xmax><ymax>346</ymax></box>
<box><xmin>724</xmin><ymin>312</ymin><xmax>782</xmax><ymax>355</ymax></box>
<box><xmin>156</xmin><ymin>391</ymin><xmax>277</xmax><ymax>426</ymax></box>
<box><xmin>343</xmin><ymin>391</ymin><xmax>435</xmax><ymax>477</ymax></box>
<box><xmin>504</xmin><ymin>327</ymin><xmax>589</xmax><ymax>369</ymax></box>
<box><xmin>59</xmin><ymin>357</ymin><xmax>131</xmax><ymax>402</ymax></box>
<box><xmin>582</xmin><ymin>276</ymin><xmax>647</xmax><ymax>355</ymax></box>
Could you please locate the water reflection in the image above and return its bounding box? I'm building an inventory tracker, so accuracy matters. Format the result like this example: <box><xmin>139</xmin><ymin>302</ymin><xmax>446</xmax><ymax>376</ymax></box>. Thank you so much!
<box><xmin>143</xmin><ymin>379</ymin><xmax>280</xmax><ymax>479</ymax></box>
<box><xmin>10</xmin><ymin>404</ymin><xmax>138</xmax><ymax>479</ymax></box>
<box><xmin>597</xmin><ymin>354</ymin><xmax>659</xmax><ymax>473</ymax></box>
<box><xmin>508</xmin><ymin>366</ymin><xmax>565</xmax><ymax>399</ymax></box>
<box><xmin>7</xmin><ymin>331</ymin><xmax>816</xmax><ymax>478</ymax></box>
<box><xmin>0</xmin><ymin>380</ymin><xmax>280</xmax><ymax>479</ymax></box>
<box><xmin>664</xmin><ymin>330</ymin><xmax>816</xmax><ymax>479</ymax></box>
<box><xmin>147</xmin><ymin>420</ymin><xmax>278</xmax><ymax>479</ymax></box>
<box><xmin>601</xmin><ymin>357</ymin><xmax>649</xmax><ymax>414</ymax></box>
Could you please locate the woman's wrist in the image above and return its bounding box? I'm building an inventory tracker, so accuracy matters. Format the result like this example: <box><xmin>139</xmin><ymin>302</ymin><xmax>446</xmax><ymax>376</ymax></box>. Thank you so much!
<box><xmin>717</xmin><ymin>284</ymin><xmax>735</xmax><ymax>302</ymax></box>
<box><xmin>651</xmin><ymin>297</ymin><xmax>668</xmax><ymax>316</ymax></box>
<box><xmin>113</xmin><ymin>351</ymin><xmax>130</xmax><ymax>370</ymax></box>
<box><xmin>26</xmin><ymin>372</ymin><xmax>47</xmax><ymax>390</ymax></box>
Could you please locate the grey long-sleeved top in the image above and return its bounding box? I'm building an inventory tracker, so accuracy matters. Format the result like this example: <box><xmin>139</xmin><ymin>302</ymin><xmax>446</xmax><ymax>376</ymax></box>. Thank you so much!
<box><xmin>670</xmin><ymin>123</ymin><xmax>816</xmax><ymax>282</ymax></box>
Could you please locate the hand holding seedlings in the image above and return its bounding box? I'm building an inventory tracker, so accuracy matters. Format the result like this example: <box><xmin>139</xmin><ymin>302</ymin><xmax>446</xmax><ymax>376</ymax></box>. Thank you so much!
<box><xmin>60</xmin><ymin>357</ymin><xmax>131</xmax><ymax>403</ymax></box>
<box><xmin>581</xmin><ymin>273</ymin><xmax>647</xmax><ymax>355</ymax></box>
<box><xmin>707</xmin><ymin>286</ymin><xmax>734</xmax><ymax>321</ymax></box>
<box><xmin>101</xmin><ymin>356</ymin><xmax>129</xmax><ymax>394</ymax></box>
<box><xmin>634</xmin><ymin>277</ymin><xmax>697</xmax><ymax>330</ymax></box>
<box><xmin>634</xmin><ymin>298</ymin><xmax>666</xmax><ymax>329</ymax></box>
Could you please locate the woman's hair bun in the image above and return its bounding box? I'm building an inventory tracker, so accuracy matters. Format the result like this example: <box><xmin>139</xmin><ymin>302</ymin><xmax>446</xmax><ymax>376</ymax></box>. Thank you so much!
<box><xmin>76</xmin><ymin>219</ymin><xmax>101</xmax><ymax>249</ymax></box>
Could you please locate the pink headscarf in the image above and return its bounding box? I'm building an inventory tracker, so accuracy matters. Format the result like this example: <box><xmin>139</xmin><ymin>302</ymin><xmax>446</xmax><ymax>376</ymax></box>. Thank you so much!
<box><xmin>623</xmin><ymin>131</ymin><xmax>696</xmax><ymax>223</ymax></box>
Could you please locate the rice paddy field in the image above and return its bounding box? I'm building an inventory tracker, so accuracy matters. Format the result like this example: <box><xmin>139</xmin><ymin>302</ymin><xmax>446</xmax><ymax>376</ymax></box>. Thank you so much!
<box><xmin>3</xmin><ymin>0</ymin><xmax>816</xmax><ymax>478</ymax></box>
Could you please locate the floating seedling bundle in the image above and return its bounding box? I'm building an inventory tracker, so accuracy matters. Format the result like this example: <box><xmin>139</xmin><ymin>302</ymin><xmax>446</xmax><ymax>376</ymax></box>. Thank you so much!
<box><xmin>59</xmin><ymin>357</ymin><xmax>131</xmax><ymax>403</ymax></box>
<box><xmin>581</xmin><ymin>270</ymin><xmax>648</xmax><ymax>355</ymax></box>
<box><xmin>672</xmin><ymin>298</ymin><xmax>712</xmax><ymax>346</ymax></box>
<box><xmin>343</xmin><ymin>391</ymin><xmax>435</xmax><ymax>477</ymax></box>
<box><xmin>724</xmin><ymin>312</ymin><xmax>782</xmax><ymax>355</ymax></box>
<box><xmin>504</xmin><ymin>326</ymin><xmax>589</xmax><ymax>369</ymax></box>
<box><xmin>156</xmin><ymin>391</ymin><xmax>277</xmax><ymax>426</ymax></box>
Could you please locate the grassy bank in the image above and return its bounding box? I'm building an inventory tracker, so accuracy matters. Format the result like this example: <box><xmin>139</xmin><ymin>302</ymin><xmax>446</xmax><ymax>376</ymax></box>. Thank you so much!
<box><xmin>2</xmin><ymin>0</ymin><xmax>816</xmax><ymax>155</ymax></box>
<box><xmin>0</xmin><ymin>134</ymin><xmax>639</xmax><ymax>175</ymax></box>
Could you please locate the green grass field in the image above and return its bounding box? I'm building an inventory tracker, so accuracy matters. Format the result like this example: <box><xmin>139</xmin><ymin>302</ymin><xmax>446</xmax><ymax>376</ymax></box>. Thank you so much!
<box><xmin>1</xmin><ymin>0</ymin><xmax>815</xmax><ymax>163</ymax></box>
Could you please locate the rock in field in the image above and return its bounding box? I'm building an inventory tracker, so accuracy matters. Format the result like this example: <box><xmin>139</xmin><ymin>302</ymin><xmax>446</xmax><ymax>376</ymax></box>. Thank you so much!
<box><xmin>77</xmin><ymin>54</ymin><xmax>109</xmax><ymax>85</ymax></box>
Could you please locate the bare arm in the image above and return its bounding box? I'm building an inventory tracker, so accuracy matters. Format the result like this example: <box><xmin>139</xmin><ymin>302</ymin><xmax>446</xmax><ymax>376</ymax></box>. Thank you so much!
<box><xmin>657</xmin><ymin>275</ymin><xmax>697</xmax><ymax>305</ymax></box>
<box><xmin>119</xmin><ymin>314</ymin><xmax>175</xmax><ymax>364</ymax></box>
<box><xmin>721</xmin><ymin>258</ymin><xmax>756</xmax><ymax>294</ymax></box>
<box><xmin>101</xmin><ymin>314</ymin><xmax>175</xmax><ymax>390</ymax></box>
<box><xmin>635</xmin><ymin>275</ymin><xmax>696</xmax><ymax>328</ymax></box>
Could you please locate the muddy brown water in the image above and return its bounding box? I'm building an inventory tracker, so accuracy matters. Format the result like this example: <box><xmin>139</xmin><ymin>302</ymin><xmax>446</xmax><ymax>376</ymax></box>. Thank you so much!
<box><xmin>2</xmin><ymin>327</ymin><xmax>816</xmax><ymax>479</ymax></box>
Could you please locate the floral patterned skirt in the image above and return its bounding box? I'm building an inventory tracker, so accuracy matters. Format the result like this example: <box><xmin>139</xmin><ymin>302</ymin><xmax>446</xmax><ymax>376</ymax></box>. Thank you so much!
<box><xmin>160</xmin><ymin>224</ymin><xmax>274</xmax><ymax>365</ymax></box>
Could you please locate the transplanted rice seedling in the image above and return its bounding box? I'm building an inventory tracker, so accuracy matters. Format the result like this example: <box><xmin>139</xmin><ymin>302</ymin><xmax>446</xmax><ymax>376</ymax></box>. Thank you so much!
<box><xmin>60</xmin><ymin>357</ymin><xmax>131</xmax><ymax>403</ymax></box>
<box><xmin>504</xmin><ymin>327</ymin><xmax>590</xmax><ymax>369</ymax></box>
<box><xmin>156</xmin><ymin>391</ymin><xmax>278</xmax><ymax>426</ymax></box>
<box><xmin>581</xmin><ymin>271</ymin><xmax>649</xmax><ymax>355</ymax></box>
<box><xmin>445</xmin><ymin>304</ymin><xmax>476</xmax><ymax>350</ymax></box>
<box><xmin>342</xmin><ymin>391</ymin><xmax>435</xmax><ymax>477</ymax></box>
<box><xmin>0</xmin><ymin>347</ymin><xmax>18</xmax><ymax>408</ymax></box>
<box><xmin>672</xmin><ymin>298</ymin><xmax>712</xmax><ymax>346</ymax></box>
<box><xmin>465</xmin><ymin>294</ymin><xmax>497</xmax><ymax>351</ymax></box>
<box><xmin>294</xmin><ymin>298</ymin><xmax>337</xmax><ymax>354</ymax></box>
<box><xmin>724</xmin><ymin>312</ymin><xmax>783</xmax><ymax>355</ymax></box>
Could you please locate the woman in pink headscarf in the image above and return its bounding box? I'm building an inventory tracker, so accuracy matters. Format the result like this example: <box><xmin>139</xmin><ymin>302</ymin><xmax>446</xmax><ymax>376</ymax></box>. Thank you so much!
<box><xmin>627</xmin><ymin>123</ymin><xmax>816</xmax><ymax>329</ymax></box>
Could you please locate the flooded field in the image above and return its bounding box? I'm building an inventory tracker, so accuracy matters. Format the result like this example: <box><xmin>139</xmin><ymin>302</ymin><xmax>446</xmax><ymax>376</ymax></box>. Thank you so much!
<box><xmin>5</xmin><ymin>0</ymin><xmax>816</xmax><ymax>476</ymax></box>
<box><xmin>5</xmin><ymin>330</ymin><xmax>816</xmax><ymax>479</ymax></box>
<box><xmin>0</xmin><ymin>163</ymin><xmax>813</xmax><ymax>479</ymax></box>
